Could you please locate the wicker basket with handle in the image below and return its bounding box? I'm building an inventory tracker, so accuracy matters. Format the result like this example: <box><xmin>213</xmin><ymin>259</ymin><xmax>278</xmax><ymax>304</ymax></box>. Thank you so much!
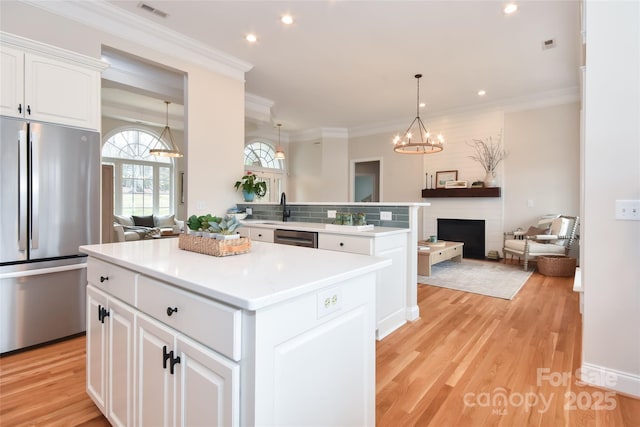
<box><xmin>537</xmin><ymin>255</ymin><xmax>576</xmax><ymax>277</ymax></box>
<box><xmin>178</xmin><ymin>234</ymin><xmax>251</xmax><ymax>257</ymax></box>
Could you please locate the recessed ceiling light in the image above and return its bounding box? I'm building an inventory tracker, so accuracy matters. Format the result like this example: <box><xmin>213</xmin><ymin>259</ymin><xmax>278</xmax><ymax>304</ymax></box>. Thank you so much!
<box><xmin>281</xmin><ymin>14</ymin><xmax>294</xmax><ymax>25</ymax></box>
<box><xmin>246</xmin><ymin>33</ymin><xmax>257</xmax><ymax>43</ymax></box>
<box><xmin>478</xmin><ymin>90</ymin><xmax>487</xmax><ymax>96</ymax></box>
<box><xmin>504</xmin><ymin>3</ymin><xmax>518</xmax><ymax>15</ymax></box>
<box><xmin>419</xmin><ymin>102</ymin><xmax>426</xmax><ymax>108</ymax></box>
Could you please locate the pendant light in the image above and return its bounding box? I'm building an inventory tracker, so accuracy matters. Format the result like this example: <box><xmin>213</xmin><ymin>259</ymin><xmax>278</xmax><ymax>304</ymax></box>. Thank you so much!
<box><xmin>275</xmin><ymin>123</ymin><xmax>285</xmax><ymax>160</ymax></box>
<box><xmin>392</xmin><ymin>74</ymin><xmax>444</xmax><ymax>154</ymax></box>
<box><xmin>149</xmin><ymin>100</ymin><xmax>183</xmax><ymax>158</ymax></box>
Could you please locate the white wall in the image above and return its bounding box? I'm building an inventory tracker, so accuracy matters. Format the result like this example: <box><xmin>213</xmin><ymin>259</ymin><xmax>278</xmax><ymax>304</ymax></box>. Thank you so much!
<box><xmin>1</xmin><ymin>1</ymin><xmax>246</xmax><ymax>218</ymax></box>
<box><xmin>289</xmin><ymin>132</ymin><xmax>349</xmax><ymax>202</ymax></box>
<box><xmin>582</xmin><ymin>0</ymin><xmax>640</xmax><ymax>397</ymax></box>
<box><xmin>503</xmin><ymin>103</ymin><xmax>580</xmax><ymax>231</ymax></box>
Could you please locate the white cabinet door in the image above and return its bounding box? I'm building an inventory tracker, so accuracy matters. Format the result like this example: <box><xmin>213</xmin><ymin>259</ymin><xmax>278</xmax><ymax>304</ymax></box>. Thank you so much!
<box><xmin>24</xmin><ymin>53</ymin><xmax>100</xmax><ymax>130</ymax></box>
<box><xmin>176</xmin><ymin>335</ymin><xmax>240</xmax><ymax>427</ymax></box>
<box><xmin>0</xmin><ymin>45</ymin><xmax>24</xmax><ymax>118</ymax></box>
<box><xmin>136</xmin><ymin>313</ymin><xmax>176</xmax><ymax>427</ymax></box>
<box><xmin>86</xmin><ymin>285</ymin><xmax>108</xmax><ymax>413</ymax></box>
<box><xmin>107</xmin><ymin>297</ymin><xmax>135</xmax><ymax>427</ymax></box>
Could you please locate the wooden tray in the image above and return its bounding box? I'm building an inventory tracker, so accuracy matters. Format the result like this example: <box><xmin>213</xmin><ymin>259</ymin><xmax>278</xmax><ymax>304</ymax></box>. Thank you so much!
<box><xmin>178</xmin><ymin>234</ymin><xmax>251</xmax><ymax>257</ymax></box>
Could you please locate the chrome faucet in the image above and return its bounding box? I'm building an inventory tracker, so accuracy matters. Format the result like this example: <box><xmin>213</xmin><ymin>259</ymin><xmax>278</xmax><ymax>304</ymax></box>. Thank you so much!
<box><xmin>280</xmin><ymin>192</ymin><xmax>291</xmax><ymax>222</ymax></box>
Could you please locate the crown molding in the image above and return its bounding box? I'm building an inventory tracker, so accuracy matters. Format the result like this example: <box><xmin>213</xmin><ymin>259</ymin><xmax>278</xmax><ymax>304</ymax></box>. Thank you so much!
<box><xmin>348</xmin><ymin>86</ymin><xmax>580</xmax><ymax>138</ymax></box>
<box><xmin>22</xmin><ymin>0</ymin><xmax>253</xmax><ymax>81</ymax></box>
<box><xmin>0</xmin><ymin>30</ymin><xmax>108</xmax><ymax>71</ymax></box>
<box><xmin>291</xmin><ymin>127</ymin><xmax>349</xmax><ymax>143</ymax></box>
<box><xmin>245</xmin><ymin>93</ymin><xmax>275</xmax><ymax>124</ymax></box>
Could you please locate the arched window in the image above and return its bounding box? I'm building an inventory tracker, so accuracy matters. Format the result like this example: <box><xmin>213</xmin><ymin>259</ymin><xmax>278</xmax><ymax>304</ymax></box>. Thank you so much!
<box><xmin>102</xmin><ymin>128</ymin><xmax>175</xmax><ymax>216</ymax></box>
<box><xmin>243</xmin><ymin>140</ymin><xmax>284</xmax><ymax>202</ymax></box>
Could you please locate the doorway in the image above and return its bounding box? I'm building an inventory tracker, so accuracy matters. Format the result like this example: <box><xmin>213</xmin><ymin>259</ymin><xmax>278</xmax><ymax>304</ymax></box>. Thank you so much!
<box><xmin>351</xmin><ymin>159</ymin><xmax>382</xmax><ymax>202</ymax></box>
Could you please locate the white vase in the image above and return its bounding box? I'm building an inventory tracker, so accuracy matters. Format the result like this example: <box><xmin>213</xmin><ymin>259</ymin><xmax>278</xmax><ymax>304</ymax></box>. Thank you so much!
<box><xmin>484</xmin><ymin>170</ymin><xmax>497</xmax><ymax>187</ymax></box>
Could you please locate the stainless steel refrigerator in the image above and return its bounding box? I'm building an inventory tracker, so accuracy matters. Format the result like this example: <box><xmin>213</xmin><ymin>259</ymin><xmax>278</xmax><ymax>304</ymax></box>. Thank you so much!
<box><xmin>0</xmin><ymin>116</ymin><xmax>100</xmax><ymax>354</ymax></box>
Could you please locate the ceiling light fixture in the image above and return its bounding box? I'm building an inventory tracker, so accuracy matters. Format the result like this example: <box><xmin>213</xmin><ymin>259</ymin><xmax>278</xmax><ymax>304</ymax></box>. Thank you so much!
<box><xmin>504</xmin><ymin>3</ymin><xmax>518</xmax><ymax>14</ymax></box>
<box><xmin>246</xmin><ymin>33</ymin><xmax>257</xmax><ymax>43</ymax></box>
<box><xmin>393</xmin><ymin>74</ymin><xmax>444</xmax><ymax>155</ymax></box>
<box><xmin>149</xmin><ymin>101</ymin><xmax>183</xmax><ymax>158</ymax></box>
<box><xmin>478</xmin><ymin>90</ymin><xmax>487</xmax><ymax>96</ymax></box>
<box><xmin>281</xmin><ymin>14</ymin><xmax>293</xmax><ymax>25</ymax></box>
<box><xmin>275</xmin><ymin>123</ymin><xmax>285</xmax><ymax>160</ymax></box>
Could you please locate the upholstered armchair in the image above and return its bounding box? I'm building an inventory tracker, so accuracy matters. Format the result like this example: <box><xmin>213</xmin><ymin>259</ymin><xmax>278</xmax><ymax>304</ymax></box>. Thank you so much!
<box><xmin>503</xmin><ymin>215</ymin><xmax>579</xmax><ymax>270</ymax></box>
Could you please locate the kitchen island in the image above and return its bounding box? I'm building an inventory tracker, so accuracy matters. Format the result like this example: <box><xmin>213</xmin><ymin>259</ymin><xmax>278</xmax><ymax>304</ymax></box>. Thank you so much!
<box><xmin>80</xmin><ymin>238</ymin><xmax>390</xmax><ymax>427</ymax></box>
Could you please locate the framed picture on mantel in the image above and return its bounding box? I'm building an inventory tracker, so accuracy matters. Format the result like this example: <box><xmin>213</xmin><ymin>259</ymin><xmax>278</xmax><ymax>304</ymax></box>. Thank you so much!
<box><xmin>435</xmin><ymin>170</ymin><xmax>458</xmax><ymax>188</ymax></box>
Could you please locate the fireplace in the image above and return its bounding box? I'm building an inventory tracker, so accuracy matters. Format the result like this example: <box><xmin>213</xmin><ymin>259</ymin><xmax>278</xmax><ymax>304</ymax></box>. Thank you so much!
<box><xmin>437</xmin><ymin>219</ymin><xmax>485</xmax><ymax>259</ymax></box>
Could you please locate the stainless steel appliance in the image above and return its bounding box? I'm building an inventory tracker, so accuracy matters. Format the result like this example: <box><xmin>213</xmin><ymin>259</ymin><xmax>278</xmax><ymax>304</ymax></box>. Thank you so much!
<box><xmin>274</xmin><ymin>229</ymin><xmax>318</xmax><ymax>248</ymax></box>
<box><xmin>0</xmin><ymin>117</ymin><xmax>100</xmax><ymax>354</ymax></box>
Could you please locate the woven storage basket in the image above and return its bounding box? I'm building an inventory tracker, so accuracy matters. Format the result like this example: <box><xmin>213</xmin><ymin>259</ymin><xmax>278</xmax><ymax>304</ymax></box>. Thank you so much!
<box><xmin>537</xmin><ymin>255</ymin><xmax>576</xmax><ymax>277</ymax></box>
<box><xmin>178</xmin><ymin>234</ymin><xmax>251</xmax><ymax>257</ymax></box>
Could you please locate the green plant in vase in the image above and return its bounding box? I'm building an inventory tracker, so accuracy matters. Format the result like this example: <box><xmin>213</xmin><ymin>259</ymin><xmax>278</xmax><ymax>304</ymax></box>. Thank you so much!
<box><xmin>234</xmin><ymin>171</ymin><xmax>267</xmax><ymax>202</ymax></box>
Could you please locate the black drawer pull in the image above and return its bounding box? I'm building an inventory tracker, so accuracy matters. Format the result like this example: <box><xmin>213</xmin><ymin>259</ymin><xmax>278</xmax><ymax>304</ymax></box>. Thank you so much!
<box><xmin>18</xmin><ymin>103</ymin><xmax>22</xmax><ymax>114</ymax></box>
<box><xmin>339</xmin><ymin>242</ymin><xmax>344</xmax><ymax>247</ymax></box>
<box><xmin>167</xmin><ymin>306</ymin><xmax>178</xmax><ymax>316</ymax></box>
<box><xmin>100</xmin><ymin>276</ymin><xmax>109</xmax><ymax>283</ymax></box>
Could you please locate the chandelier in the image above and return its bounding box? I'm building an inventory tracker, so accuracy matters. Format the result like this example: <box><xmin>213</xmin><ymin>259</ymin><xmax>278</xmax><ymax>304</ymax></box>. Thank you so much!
<box><xmin>393</xmin><ymin>74</ymin><xmax>444</xmax><ymax>154</ymax></box>
<box><xmin>149</xmin><ymin>100</ymin><xmax>183</xmax><ymax>158</ymax></box>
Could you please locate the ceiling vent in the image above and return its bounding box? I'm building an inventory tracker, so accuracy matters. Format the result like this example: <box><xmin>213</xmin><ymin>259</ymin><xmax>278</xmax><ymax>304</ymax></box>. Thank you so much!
<box><xmin>542</xmin><ymin>38</ymin><xmax>557</xmax><ymax>50</ymax></box>
<box><xmin>137</xmin><ymin>2</ymin><xmax>168</xmax><ymax>18</ymax></box>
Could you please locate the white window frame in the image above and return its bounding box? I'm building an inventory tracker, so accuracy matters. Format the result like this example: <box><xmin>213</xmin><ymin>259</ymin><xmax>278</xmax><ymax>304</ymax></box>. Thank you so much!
<box><xmin>244</xmin><ymin>139</ymin><xmax>286</xmax><ymax>203</ymax></box>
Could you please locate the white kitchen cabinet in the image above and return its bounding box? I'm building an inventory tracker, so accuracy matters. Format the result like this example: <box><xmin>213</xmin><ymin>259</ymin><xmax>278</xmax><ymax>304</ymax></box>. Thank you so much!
<box><xmin>318</xmin><ymin>232</ymin><xmax>407</xmax><ymax>339</ymax></box>
<box><xmin>86</xmin><ymin>285</ymin><xmax>135</xmax><ymax>427</ymax></box>
<box><xmin>238</xmin><ymin>226</ymin><xmax>275</xmax><ymax>243</ymax></box>
<box><xmin>0</xmin><ymin>32</ymin><xmax>107</xmax><ymax>130</ymax></box>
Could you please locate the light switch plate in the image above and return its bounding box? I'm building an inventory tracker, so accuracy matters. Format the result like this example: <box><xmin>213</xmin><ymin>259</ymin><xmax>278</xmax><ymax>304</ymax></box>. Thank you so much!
<box><xmin>327</xmin><ymin>210</ymin><xmax>337</xmax><ymax>219</ymax></box>
<box><xmin>380</xmin><ymin>211</ymin><xmax>392</xmax><ymax>221</ymax></box>
<box><xmin>615</xmin><ymin>200</ymin><xmax>640</xmax><ymax>220</ymax></box>
<box><xmin>245</xmin><ymin>207</ymin><xmax>252</xmax><ymax>215</ymax></box>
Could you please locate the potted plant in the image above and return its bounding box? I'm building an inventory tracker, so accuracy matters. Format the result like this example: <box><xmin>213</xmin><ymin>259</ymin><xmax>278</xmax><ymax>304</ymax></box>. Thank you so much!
<box><xmin>234</xmin><ymin>171</ymin><xmax>267</xmax><ymax>202</ymax></box>
<box><xmin>467</xmin><ymin>131</ymin><xmax>506</xmax><ymax>187</ymax></box>
<box><xmin>207</xmin><ymin>215</ymin><xmax>242</xmax><ymax>239</ymax></box>
<box><xmin>187</xmin><ymin>214</ymin><xmax>219</xmax><ymax>236</ymax></box>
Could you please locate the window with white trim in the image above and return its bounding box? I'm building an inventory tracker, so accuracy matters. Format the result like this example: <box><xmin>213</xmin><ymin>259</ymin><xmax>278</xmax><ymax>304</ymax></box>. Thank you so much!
<box><xmin>102</xmin><ymin>128</ymin><xmax>175</xmax><ymax>216</ymax></box>
<box><xmin>243</xmin><ymin>140</ymin><xmax>285</xmax><ymax>202</ymax></box>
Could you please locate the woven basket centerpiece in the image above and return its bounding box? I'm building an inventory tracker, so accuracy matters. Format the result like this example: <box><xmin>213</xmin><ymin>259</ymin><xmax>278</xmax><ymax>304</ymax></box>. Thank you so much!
<box><xmin>178</xmin><ymin>233</ymin><xmax>251</xmax><ymax>257</ymax></box>
<box><xmin>537</xmin><ymin>255</ymin><xmax>576</xmax><ymax>277</ymax></box>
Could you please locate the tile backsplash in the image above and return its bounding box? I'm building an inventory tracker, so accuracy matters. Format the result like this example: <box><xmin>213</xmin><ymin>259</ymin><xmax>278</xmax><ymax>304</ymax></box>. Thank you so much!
<box><xmin>237</xmin><ymin>203</ymin><xmax>409</xmax><ymax>228</ymax></box>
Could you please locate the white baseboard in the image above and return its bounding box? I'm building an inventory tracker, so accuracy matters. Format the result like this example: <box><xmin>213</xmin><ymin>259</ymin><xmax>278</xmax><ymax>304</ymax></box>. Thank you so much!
<box><xmin>376</xmin><ymin>310</ymin><xmax>407</xmax><ymax>341</ymax></box>
<box><xmin>406</xmin><ymin>305</ymin><xmax>420</xmax><ymax>322</ymax></box>
<box><xmin>580</xmin><ymin>362</ymin><xmax>640</xmax><ymax>398</ymax></box>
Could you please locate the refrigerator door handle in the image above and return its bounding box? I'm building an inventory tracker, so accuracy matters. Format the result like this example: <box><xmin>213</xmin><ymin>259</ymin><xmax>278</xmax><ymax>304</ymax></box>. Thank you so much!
<box><xmin>18</xmin><ymin>129</ymin><xmax>28</xmax><ymax>252</ymax></box>
<box><xmin>31</xmin><ymin>128</ymin><xmax>39</xmax><ymax>250</ymax></box>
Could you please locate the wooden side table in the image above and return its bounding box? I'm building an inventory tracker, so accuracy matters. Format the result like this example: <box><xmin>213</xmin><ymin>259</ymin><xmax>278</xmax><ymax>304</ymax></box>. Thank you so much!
<box><xmin>417</xmin><ymin>241</ymin><xmax>464</xmax><ymax>276</ymax></box>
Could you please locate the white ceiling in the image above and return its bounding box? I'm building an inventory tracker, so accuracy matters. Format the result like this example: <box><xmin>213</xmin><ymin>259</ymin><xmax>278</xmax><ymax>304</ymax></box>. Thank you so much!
<box><xmin>103</xmin><ymin>0</ymin><xmax>581</xmax><ymax>133</ymax></box>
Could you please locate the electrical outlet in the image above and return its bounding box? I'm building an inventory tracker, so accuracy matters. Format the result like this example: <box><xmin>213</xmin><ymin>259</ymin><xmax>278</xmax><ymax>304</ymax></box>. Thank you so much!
<box><xmin>615</xmin><ymin>200</ymin><xmax>640</xmax><ymax>221</ymax></box>
<box><xmin>327</xmin><ymin>209</ymin><xmax>337</xmax><ymax>219</ymax></box>
<box><xmin>380</xmin><ymin>211</ymin><xmax>392</xmax><ymax>221</ymax></box>
<box><xmin>527</xmin><ymin>199</ymin><xmax>534</xmax><ymax>208</ymax></box>
<box><xmin>196</xmin><ymin>200</ymin><xmax>206</xmax><ymax>210</ymax></box>
<box><xmin>317</xmin><ymin>287</ymin><xmax>342</xmax><ymax>318</ymax></box>
<box><xmin>245</xmin><ymin>207</ymin><xmax>253</xmax><ymax>215</ymax></box>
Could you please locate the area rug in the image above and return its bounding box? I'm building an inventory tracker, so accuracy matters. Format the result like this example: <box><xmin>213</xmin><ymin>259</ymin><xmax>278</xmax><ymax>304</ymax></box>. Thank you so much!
<box><xmin>417</xmin><ymin>259</ymin><xmax>534</xmax><ymax>300</ymax></box>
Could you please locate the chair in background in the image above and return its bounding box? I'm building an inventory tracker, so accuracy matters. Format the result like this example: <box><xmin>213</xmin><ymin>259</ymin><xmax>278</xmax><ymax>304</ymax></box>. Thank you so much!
<box><xmin>503</xmin><ymin>215</ymin><xmax>579</xmax><ymax>270</ymax></box>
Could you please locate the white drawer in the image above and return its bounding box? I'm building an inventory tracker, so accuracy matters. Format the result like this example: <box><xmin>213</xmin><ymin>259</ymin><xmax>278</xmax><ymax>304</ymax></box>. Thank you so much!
<box><xmin>250</xmin><ymin>227</ymin><xmax>274</xmax><ymax>243</ymax></box>
<box><xmin>318</xmin><ymin>234</ymin><xmax>372</xmax><ymax>255</ymax></box>
<box><xmin>87</xmin><ymin>258</ymin><xmax>136</xmax><ymax>305</ymax></box>
<box><xmin>137</xmin><ymin>275</ymin><xmax>242</xmax><ymax>361</ymax></box>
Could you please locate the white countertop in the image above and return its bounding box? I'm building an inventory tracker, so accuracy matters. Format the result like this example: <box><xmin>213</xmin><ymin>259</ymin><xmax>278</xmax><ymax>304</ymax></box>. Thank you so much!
<box><xmin>240</xmin><ymin>201</ymin><xmax>430</xmax><ymax>207</ymax></box>
<box><xmin>241</xmin><ymin>220</ymin><xmax>409</xmax><ymax>237</ymax></box>
<box><xmin>80</xmin><ymin>238</ymin><xmax>391</xmax><ymax>311</ymax></box>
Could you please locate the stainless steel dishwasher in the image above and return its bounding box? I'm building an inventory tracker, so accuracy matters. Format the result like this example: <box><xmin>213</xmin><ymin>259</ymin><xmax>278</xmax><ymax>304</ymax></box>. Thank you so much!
<box><xmin>273</xmin><ymin>229</ymin><xmax>318</xmax><ymax>248</ymax></box>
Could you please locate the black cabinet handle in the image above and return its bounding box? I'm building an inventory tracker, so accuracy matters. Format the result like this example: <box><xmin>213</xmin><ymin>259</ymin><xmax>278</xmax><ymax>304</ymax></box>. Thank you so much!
<box><xmin>170</xmin><ymin>354</ymin><xmax>181</xmax><ymax>375</ymax></box>
<box><xmin>100</xmin><ymin>276</ymin><xmax>108</xmax><ymax>283</ymax></box>
<box><xmin>339</xmin><ymin>242</ymin><xmax>344</xmax><ymax>247</ymax></box>
<box><xmin>18</xmin><ymin>104</ymin><xmax>22</xmax><ymax>114</ymax></box>
<box><xmin>166</xmin><ymin>306</ymin><xmax>178</xmax><ymax>316</ymax></box>
<box><xmin>258</xmin><ymin>233</ymin><xmax>262</xmax><ymax>237</ymax></box>
<box><xmin>98</xmin><ymin>305</ymin><xmax>110</xmax><ymax>323</ymax></box>
<box><xmin>26</xmin><ymin>105</ymin><xmax>31</xmax><ymax>115</ymax></box>
<box><xmin>163</xmin><ymin>345</ymin><xmax>171</xmax><ymax>370</ymax></box>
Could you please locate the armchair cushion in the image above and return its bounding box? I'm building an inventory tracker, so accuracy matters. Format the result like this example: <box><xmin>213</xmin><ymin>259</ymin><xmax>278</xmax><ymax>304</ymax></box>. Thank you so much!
<box><xmin>525</xmin><ymin>226</ymin><xmax>549</xmax><ymax>237</ymax></box>
<box><xmin>504</xmin><ymin>239</ymin><xmax>567</xmax><ymax>255</ymax></box>
<box><xmin>132</xmin><ymin>215</ymin><xmax>155</xmax><ymax>228</ymax></box>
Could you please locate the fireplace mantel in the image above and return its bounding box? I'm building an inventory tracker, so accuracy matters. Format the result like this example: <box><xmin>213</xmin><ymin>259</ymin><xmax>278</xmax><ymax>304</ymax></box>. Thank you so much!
<box><xmin>421</xmin><ymin>187</ymin><xmax>501</xmax><ymax>198</ymax></box>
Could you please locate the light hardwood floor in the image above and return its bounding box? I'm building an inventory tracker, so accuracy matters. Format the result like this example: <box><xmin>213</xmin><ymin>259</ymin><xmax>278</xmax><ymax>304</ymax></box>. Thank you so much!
<box><xmin>1</xmin><ymin>264</ymin><xmax>638</xmax><ymax>426</ymax></box>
